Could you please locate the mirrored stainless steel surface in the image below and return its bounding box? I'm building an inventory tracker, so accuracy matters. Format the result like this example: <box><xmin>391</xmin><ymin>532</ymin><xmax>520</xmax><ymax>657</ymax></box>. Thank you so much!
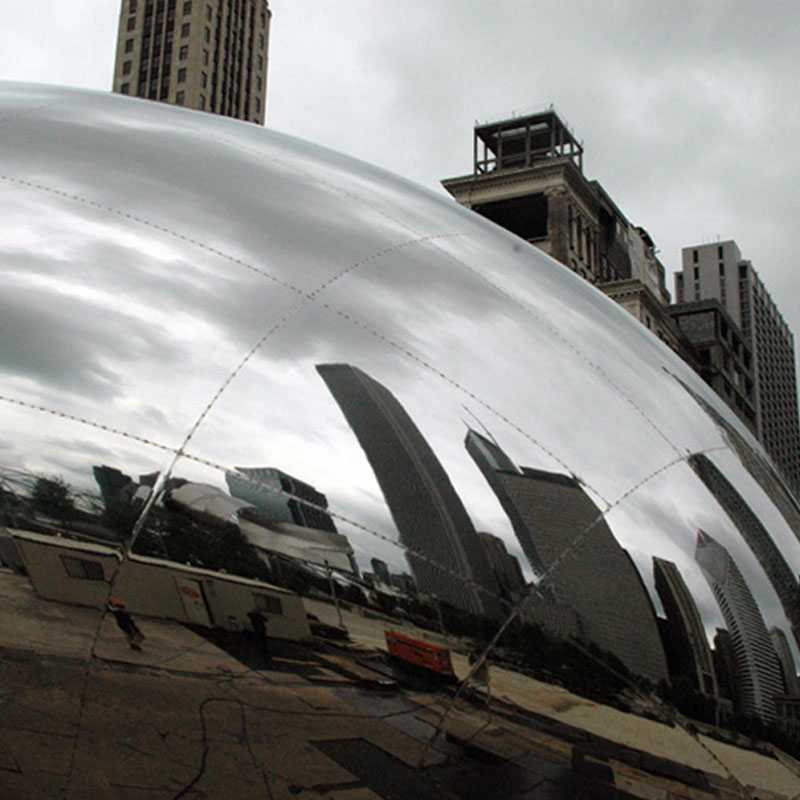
<box><xmin>2</xmin><ymin>82</ymin><xmax>800</xmax><ymax>714</ymax></box>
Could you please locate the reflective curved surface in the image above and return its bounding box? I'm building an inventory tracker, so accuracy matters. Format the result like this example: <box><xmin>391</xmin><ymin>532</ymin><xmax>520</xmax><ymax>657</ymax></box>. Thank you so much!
<box><xmin>3</xmin><ymin>82</ymin><xmax>800</xmax><ymax>793</ymax></box>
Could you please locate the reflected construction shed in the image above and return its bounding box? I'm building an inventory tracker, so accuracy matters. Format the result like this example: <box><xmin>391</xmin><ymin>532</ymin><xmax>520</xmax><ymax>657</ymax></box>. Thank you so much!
<box><xmin>8</xmin><ymin>529</ymin><xmax>311</xmax><ymax>642</ymax></box>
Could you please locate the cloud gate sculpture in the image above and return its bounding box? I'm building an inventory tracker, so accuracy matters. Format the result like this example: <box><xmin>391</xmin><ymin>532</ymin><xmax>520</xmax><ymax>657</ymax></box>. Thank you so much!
<box><xmin>3</xmin><ymin>82</ymin><xmax>800</xmax><ymax>792</ymax></box>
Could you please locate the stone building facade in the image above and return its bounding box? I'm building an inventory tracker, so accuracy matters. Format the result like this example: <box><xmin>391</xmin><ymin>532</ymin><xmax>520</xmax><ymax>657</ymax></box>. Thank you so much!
<box><xmin>669</xmin><ymin>300</ymin><xmax>757</xmax><ymax>433</ymax></box>
<box><xmin>441</xmin><ymin>110</ymin><xmax>693</xmax><ymax>367</ymax></box>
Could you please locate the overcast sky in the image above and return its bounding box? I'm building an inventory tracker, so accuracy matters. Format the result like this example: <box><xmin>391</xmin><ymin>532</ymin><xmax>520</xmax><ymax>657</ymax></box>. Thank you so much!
<box><xmin>2</xmin><ymin>0</ymin><xmax>798</xmax><ymax>308</ymax></box>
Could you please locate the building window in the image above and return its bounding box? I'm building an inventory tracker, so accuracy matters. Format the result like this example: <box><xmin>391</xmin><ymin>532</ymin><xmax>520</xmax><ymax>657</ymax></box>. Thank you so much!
<box><xmin>255</xmin><ymin>97</ymin><xmax>260</xmax><ymax>112</ymax></box>
<box><xmin>180</xmin><ymin>44</ymin><xmax>188</xmax><ymax>59</ymax></box>
<box><xmin>256</xmin><ymin>76</ymin><xmax>262</xmax><ymax>92</ymax></box>
<box><xmin>739</xmin><ymin>263</ymin><xmax>748</xmax><ymax>278</ymax></box>
<box><xmin>693</xmin><ymin>249</ymin><xmax>698</xmax><ymax>263</ymax></box>
<box><xmin>201</xmin><ymin>71</ymin><xmax>208</xmax><ymax>87</ymax></box>
<box><xmin>120</xmin><ymin>83</ymin><xmax>130</xmax><ymax>95</ymax></box>
<box><xmin>257</xmin><ymin>54</ymin><xmax>263</xmax><ymax>70</ymax></box>
<box><xmin>61</xmin><ymin>556</ymin><xmax>105</xmax><ymax>581</ymax></box>
<box><xmin>176</xmin><ymin>90</ymin><xmax>185</xmax><ymax>105</ymax></box>
<box><xmin>199</xmin><ymin>95</ymin><xmax>206</xmax><ymax>109</ymax></box>
<box><xmin>122</xmin><ymin>60</ymin><xmax>132</xmax><ymax>75</ymax></box>
<box><xmin>181</xmin><ymin>22</ymin><xmax>190</xmax><ymax>36</ymax></box>
<box><xmin>261</xmin><ymin>11</ymin><xmax>266</xmax><ymax>27</ymax></box>
<box><xmin>125</xmin><ymin>38</ymin><xmax>134</xmax><ymax>53</ymax></box>
<box><xmin>693</xmin><ymin>266</ymin><xmax>699</xmax><ymax>280</ymax></box>
<box><xmin>259</xmin><ymin>33</ymin><xmax>264</xmax><ymax>49</ymax></box>
<box><xmin>204</xmin><ymin>26</ymin><xmax>210</xmax><ymax>42</ymax></box>
<box><xmin>207</xmin><ymin>4</ymin><xmax>212</xmax><ymax>20</ymax></box>
<box><xmin>718</xmin><ymin>245</ymin><xmax>724</xmax><ymax>259</ymax></box>
<box><xmin>177</xmin><ymin>67</ymin><xmax>186</xmax><ymax>82</ymax></box>
<box><xmin>129</xmin><ymin>0</ymin><xmax>138</xmax><ymax>12</ymax></box>
<box><xmin>719</xmin><ymin>263</ymin><xmax>725</xmax><ymax>277</ymax></box>
<box><xmin>183</xmin><ymin>0</ymin><xmax>192</xmax><ymax>13</ymax></box>
<box><xmin>127</xmin><ymin>16</ymin><xmax>136</xmax><ymax>31</ymax></box>
<box><xmin>203</xmin><ymin>49</ymin><xmax>209</xmax><ymax>65</ymax></box>
<box><xmin>253</xmin><ymin>593</ymin><xmax>283</xmax><ymax>615</ymax></box>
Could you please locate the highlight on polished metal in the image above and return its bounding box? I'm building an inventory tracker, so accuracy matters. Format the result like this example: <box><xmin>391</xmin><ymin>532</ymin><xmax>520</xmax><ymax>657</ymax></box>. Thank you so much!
<box><xmin>2</xmin><ymin>82</ymin><xmax>800</xmax><ymax>795</ymax></box>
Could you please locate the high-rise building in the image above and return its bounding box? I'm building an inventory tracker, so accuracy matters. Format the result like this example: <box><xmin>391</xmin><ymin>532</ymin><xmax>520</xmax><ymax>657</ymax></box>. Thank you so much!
<box><xmin>695</xmin><ymin>530</ymin><xmax>784</xmax><ymax>722</ymax></box>
<box><xmin>465</xmin><ymin>429</ymin><xmax>545</xmax><ymax>576</ymax></box>
<box><xmin>112</xmin><ymin>0</ymin><xmax>271</xmax><ymax>125</ymax></box>
<box><xmin>441</xmin><ymin>110</ymin><xmax>690</xmax><ymax>358</ymax></box>
<box><xmin>316</xmin><ymin>363</ymin><xmax>501</xmax><ymax>618</ymax></box>
<box><xmin>669</xmin><ymin>300</ymin><xmax>757</xmax><ymax>433</ymax></box>
<box><xmin>689</xmin><ymin>453</ymin><xmax>800</xmax><ymax>648</ymax></box>
<box><xmin>492</xmin><ymin>465</ymin><xmax>668</xmax><ymax>683</ymax></box>
<box><xmin>770</xmin><ymin>627</ymin><xmax>800</xmax><ymax>696</ymax></box>
<box><xmin>676</xmin><ymin>241</ymin><xmax>800</xmax><ymax>494</ymax></box>
<box><xmin>672</xmin><ymin>372</ymin><xmax>800</xmax><ymax>553</ymax></box>
<box><xmin>476</xmin><ymin>532</ymin><xmax>527</xmax><ymax>602</ymax></box>
<box><xmin>226</xmin><ymin>467</ymin><xmax>338</xmax><ymax>534</ymax></box>
<box><xmin>653</xmin><ymin>557</ymin><xmax>718</xmax><ymax>697</ymax></box>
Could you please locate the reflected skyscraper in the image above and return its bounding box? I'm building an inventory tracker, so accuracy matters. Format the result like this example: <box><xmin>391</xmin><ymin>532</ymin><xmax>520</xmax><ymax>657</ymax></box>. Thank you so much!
<box><xmin>653</xmin><ymin>557</ymin><xmax>718</xmax><ymax>697</ymax></box>
<box><xmin>696</xmin><ymin>530</ymin><xmax>784</xmax><ymax>722</ymax></box>
<box><xmin>316</xmin><ymin>364</ymin><xmax>500</xmax><ymax>618</ymax></box>
<box><xmin>770</xmin><ymin>627</ymin><xmax>800</xmax><ymax>696</ymax></box>
<box><xmin>690</xmin><ymin>453</ymin><xmax>800</xmax><ymax>648</ymax></box>
<box><xmin>465</xmin><ymin>429</ymin><xmax>545</xmax><ymax>576</ymax></box>
<box><xmin>673</xmin><ymin>372</ymin><xmax>800</xmax><ymax>546</ymax></box>
<box><xmin>226</xmin><ymin>467</ymin><xmax>337</xmax><ymax>533</ymax></box>
<box><xmin>477</xmin><ymin>531</ymin><xmax>527</xmax><ymax>601</ymax></box>
<box><xmin>493</xmin><ymin>466</ymin><xmax>668</xmax><ymax>683</ymax></box>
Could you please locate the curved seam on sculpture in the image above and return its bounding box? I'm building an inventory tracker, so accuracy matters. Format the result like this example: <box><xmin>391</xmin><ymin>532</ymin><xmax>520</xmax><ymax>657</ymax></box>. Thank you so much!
<box><xmin>0</xmin><ymin>389</ymin><xmax>739</xmax><ymax>740</ymax></box>
<box><xmin>318</xmin><ymin>300</ymin><xmax>611</xmax><ymax>506</ymax></box>
<box><xmin>193</xmin><ymin>133</ymin><xmax>685</xmax><ymax>464</ymax></box>
<box><xmin>426</xmin><ymin>234</ymin><xmax>684</xmax><ymax>459</ymax></box>
<box><xmin>0</xmin><ymin>172</ymin><xmax>615</xmax><ymax>499</ymax></box>
<box><xmin>0</xmin><ymin>174</ymin><xmax>307</xmax><ymax>298</ymax></box>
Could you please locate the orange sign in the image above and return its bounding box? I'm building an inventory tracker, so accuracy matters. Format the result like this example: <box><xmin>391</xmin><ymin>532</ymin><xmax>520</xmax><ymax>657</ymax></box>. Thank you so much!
<box><xmin>385</xmin><ymin>630</ymin><xmax>454</xmax><ymax>675</ymax></box>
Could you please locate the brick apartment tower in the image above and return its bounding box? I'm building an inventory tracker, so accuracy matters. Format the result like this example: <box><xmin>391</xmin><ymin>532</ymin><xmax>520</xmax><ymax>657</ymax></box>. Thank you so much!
<box><xmin>676</xmin><ymin>241</ymin><xmax>800</xmax><ymax>495</ymax></box>
<box><xmin>112</xmin><ymin>0</ymin><xmax>270</xmax><ymax>125</ymax></box>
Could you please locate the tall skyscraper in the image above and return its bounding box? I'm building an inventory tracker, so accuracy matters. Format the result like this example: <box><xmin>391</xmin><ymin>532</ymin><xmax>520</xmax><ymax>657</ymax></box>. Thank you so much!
<box><xmin>316</xmin><ymin>363</ymin><xmax>501</xmax><ymax>618</ymax></box>
<box><xmin>112</xmin><ymin>0</ymin><xmax>271</xmax><ymax>125</ymax></box>
<box><xmin>653</xmin><ymin>557</ymin><xmax>718</xmax><ymax>697</ymax></box>
<box><xmin>695</xmin><ymin>530</ymin><xmax>784</xmax><ymax>722</ymax></box>
<box><xmin>493</xmin><ymin>466</ymin><xmax>668</xmax><ymax>683</ymax></box>
<box><xmin>465</xmin><ymin>429</ymin><xmax>545</xmax><ymax>576</ymax></box>
<box><xmin>671</xmin><ymin>372</ymin><xmax>800</xmax><ymax>551</ymax></box>
<box><xmin>689</xmin><ymin>453</ymin><xmax>800</xmax><ymax>648</ymax></box>
<box><xmin>676</xmin><ymin>241</ymin><xmax>800</xmax><ymax>494</ymax></box>
<box><xmin>476</xmin><ymin>531</ymin><xmax>527</xmax><ymax>602</ymax></box>
<box><xmin>770</xmin><ymin>627</ymin><xmax>800</xmax><ymax>696</ymax></box>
